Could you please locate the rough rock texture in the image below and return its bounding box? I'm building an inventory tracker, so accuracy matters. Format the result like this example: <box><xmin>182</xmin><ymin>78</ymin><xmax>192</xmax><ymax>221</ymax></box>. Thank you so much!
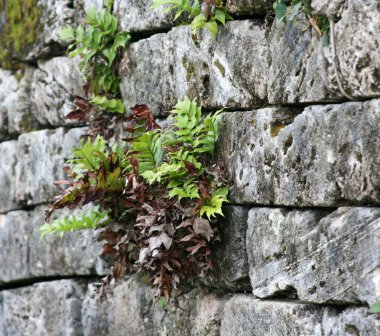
<box><xmin>218</xmin><ymin>99</ymin><xmax>380</xmax><ymax>206</ymax></box>
<box><xmin>0</xmin><ymin>141</ymin><xmax>18</xmax><ymax>213</ymax></box>
<box><xmin>113</xmin><ymin>0</ymin><xmax>273</xmax><ymax>33</ymax></box>
<box><xmin>82</xmin><ymin>276</ymin><xmax>227</xmax><ymax>336</ymax></box>
<box><xmin>113</xmin><ymin>0</ymin><xmax>174</xmax><ymax>33</ymax></box>
<box><xmin>15</xmin><ymin>127</ymin><xmax>85</xmax><ymax>207</ymax></box>
<box><xmin>121</xmin><ymin>10</ymin><xmax>380</xmax><ymax>114</ymax></box>
<box><xmin>23</xmin><ymin>0</ymin><xmax>79</xmax><ymax>61</ymax></box>
<box><xmin>207</xmin><ymin>205</ymin><xmax>251</xmax><ymax>290</ymax></box>
<box><xmin>0</xmin><ymin>280</ymin><xmax>86</xmax><ymax>336</ymax></box>
<box><xmin>0</xmin><ymin>68</ymin><xmax>37</xmax><ymax>137</ymax></box>
<box><xmin>247</xmin><ymin>207</ymin><xmax>380</xmax><ymax>305</ymax></box>
<box><xmin>31</xmin><ymin>57</ymin><xmax>83</xmax><ymax>127</ymax></box>
<box><xmin>121</xmin><ymin>21</ymin><xmax>269</xmax><ymax>116</ymax></box>
<box><xmin>0</xmin><ymin>206</ymin><xmax>104</xmax><ymax>284</ymax></box>
<box><xmin>220</xmin><ymin>296</ymin><xmax>380</xmax><ymax>336</ymax></box>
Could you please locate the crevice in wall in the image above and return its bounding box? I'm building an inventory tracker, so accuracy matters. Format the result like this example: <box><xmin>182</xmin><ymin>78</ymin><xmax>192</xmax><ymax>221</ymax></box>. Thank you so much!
<box><xmin>0</xmin><ymin>275</ymin><xmax>96</xmax><ymax>292</ymax></box>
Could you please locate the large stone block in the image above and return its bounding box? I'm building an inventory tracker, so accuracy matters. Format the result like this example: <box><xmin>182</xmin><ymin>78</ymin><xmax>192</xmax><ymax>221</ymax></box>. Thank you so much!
<box><xmin>31</xmin><ymin>57</ymin><xmax>84</xmax><ymax>127</ymax></box>
<box><xmin>268</xmin><ymin>0</ymin><xmax>380</xmax><ymax>103</ymax></box>
<box><xmin>0</xmin><ymin>140</ymin><xmax>18</xmax><ymax>213</ymax></box>
<box><xmin>0</xmin><ymin>68</ymin><xmax>38</xmax><ymax>136</ymax></box>
<box><xmin>218</xmin><ymin>99</ymin><xmax>380</xmax><ymax>206</ymax></box>
<box><xmin>120</xmin><ymin>20</ymin><xmax>269</xmax><ymax>116</ymax></box>
<box><xmin>207</xmin><ymin>205</ymin><xmax>251</xmax><ymax>290</ymax></box>
<box><xmin>0</xmin><ymin>280</ymin><xmax>86</xmax><ymax>336</ymax></box>
<box><xmin>247</xmin><ymin>207</ymin><xmax>380</xmax><ymax>305</ymax></box>
<box><xmin>220</xmin><ymin>296</ymin><xmax>380</xmax><ymax>336</ymax></box>
<box><xmin>15</xmin><ymin>127</ymin><xmax>85</xmax><ymax>206</ymax></box>
<box><xmin>0</xmin><ymin>206</ymin><xmax>104</xmax><ymax>284</ymax></box>
<box><xmin>82</xmin><ymin>276</ymin><xmax>227</xmax><ymax>336</ymax></box>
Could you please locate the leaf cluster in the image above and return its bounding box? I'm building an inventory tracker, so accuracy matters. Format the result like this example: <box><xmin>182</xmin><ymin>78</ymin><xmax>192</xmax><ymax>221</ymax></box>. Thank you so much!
<box><xmin>273</xmin><ymin>0</ymin><xmax>329</xmax><ymax>41</ymax></box>
<box><xmin>151</xmin><ymin>0</ymin><xmax>232</xmax><ymax>38</ymax></box>
<box><xmin>59</xmin><ymin>5</ymin><xmax>130</xmax><ymax>110</ymax></box>
<box><xmin>39</xmin><ymin>207</ymin><xmax>109</xmax><ymax>238</ymax></box>
<box><xmin>44</xmin><ymin>99</ymin><xmax>229</xmax><ymax>300</ymax></box>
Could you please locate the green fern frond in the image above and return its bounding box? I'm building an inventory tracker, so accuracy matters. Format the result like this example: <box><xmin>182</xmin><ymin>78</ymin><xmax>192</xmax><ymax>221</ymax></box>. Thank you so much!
<box><xmin>200</xmin><ymin>187</ymin><xmax>229</xmax><ymax>220</ymax></box>
<box><xmin>39</xmin><ymin>207</ymin><xmax>109</xmax><ymax>239</ymax></box>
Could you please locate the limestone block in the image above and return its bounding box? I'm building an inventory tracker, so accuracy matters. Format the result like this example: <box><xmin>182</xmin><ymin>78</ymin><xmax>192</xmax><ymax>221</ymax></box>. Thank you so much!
<box><xmin>113</xmin><ymin>0</ymin><xmax>273</xmax><ymax>33</ymax></box>
<box><xmin>113</xmin><ymin>0</ymin><xmax>174</xmax><ymax>33</ymax></box>
<box><xmin>82</xmin><ymin>276</ymin><xmax>226</xmax><ymax>336</ymax></box>
<box><xmin>15</xmin><ymin>127</ymin><xmax>85</xmax><ymax>206</ymax></box>
<box><xmin>0</xmin><ymin>68</ymin><xmax>38</xmax><ymax>136</ymax></box>
<box><xmin>269</xmin><ymin>0</ymin><xmax>380</xmax><ymax>102</ymax></box>
<box><xmin>208</xmin><ymin>205</ymin><xmax>251</xmax><ymax>290</ymax></box>
<box><xmin>31</xmin><ymin>57</ymin><xmax>84</xmax><ymax>127</ymax></box>
<box><xmin>0</xmin><ymin>141</ymin><xmax>17</xmax><ymax>213</ymax></box>
<box><xmin>0</xmin><ymin>280</ymin><xmax>86</xmax><ymax>336</ymax></box>
<box><xmin>0</xmin><ymin>206</ymin><xmax>104</xmax><ymax>284</ymax></box>
<box><xmin>220</xmin><ymin>296</ymin><xmax>380</xmax><ymax>336</ymax></box>
<box><xmin>23</xmin><ymin>0</ymin><xmax>79</xmax><ymax>61</ymax></box>
<box><xmin>247</xmin><ymin>207</ymin><xmax>380</xmax><ymax>305</ymax></box>
<box><xmin>120</xmin><ymin>21</ymin><xmax>269</xmax><ymax>116</ymax></box>
<box><xmin>218</xmin><ymin>99</ymin><xmax>380</xmax><ymax>206</ymax></box>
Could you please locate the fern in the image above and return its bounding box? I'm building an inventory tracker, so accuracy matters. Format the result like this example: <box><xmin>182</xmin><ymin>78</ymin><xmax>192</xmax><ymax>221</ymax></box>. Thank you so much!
<box><xmin>199</xmin><ymin>186</ymin><xmax>228</xmax><ymax>219</ymax></box>
<box><xmin>68</xmin><ymin>135</ymin><xmax>108</xmax><ymax>176</ymax></box>
<box><xmin>91</xmin><ymin>96</ymin><xmax>125</xmax><ymax>114</ymax></box>
<box><xmin>40</xmin><ymin>207</ymin><xmax>109</xmax><ymax>239</ymax></box>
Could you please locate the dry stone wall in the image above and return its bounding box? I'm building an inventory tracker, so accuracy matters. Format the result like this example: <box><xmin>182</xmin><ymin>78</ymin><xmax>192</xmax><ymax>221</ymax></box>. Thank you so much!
<box><xmin>0</xmin><ymin>0</ymin><xmax>379</xmax><ymax>335</ymax></box>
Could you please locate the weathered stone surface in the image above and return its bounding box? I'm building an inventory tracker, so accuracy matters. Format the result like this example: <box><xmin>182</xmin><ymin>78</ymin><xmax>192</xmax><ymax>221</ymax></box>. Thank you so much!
<box><xmin>121</xmin><ymin>20</ymin><xmax>268</xmax><ymax>116</ymax></box>
<box><xmin>226</xmin><ymin>0</ymin><xmax>273</xmax><ymax>15</ymax></box>
<box><xmin>247</xmin><ymin>207</ymin><xmax>380</xmax><ymax>305</ymax></box>
<box><xmin>0</xmin><ymin>68</ymin><xmax>38</xmax><ymax>136</ymax></box>
<box><xmin>82</xmin><ymin>276</ymin><xmax>227</xmax><ymax>336</ymax></box>
<box><xmin>23</xmin><ymin>0</ymin><xmax>79</xmax><ymax>61</ymax></box>
<box><xmin>15</xmin><ymin>127</ymin><xmax>85</xmax><ymax>206</ymax></box>
<box><xmin>274</xmin><ymin>0</ymin><xmax>380</xmax><ymax>103</ymax></box>
<box><xmin>0</xmin><ymin>280</ymin><xmax>86</xmax><ymax>336</ymax></box>
<box><xmin>311</xmin><ymin>0</ymin><xmax>352</xmax><ymax>18</ymax></box>
<box><xmin>207</xmin><ymin>205</ymin><xmax>251</xmax><ymax>290</ymax></box>
<box><xmin>220</xmin><ymin>296</ymin><xmax>380</xmax><ymax>336</ymax></box>
<box><xmin>0</xmin><ymin>206</ymin><xmax>104</xmax><ymax>284</ymax></box>
<box><xmin>218</xmin><ymin>99</ymin><xmax>380</xmax><ymax>206</ymax></box>
<box><xmin>0</xmin><ymin>141</ymin><xmax>18</xmax><ymax>213</ymax></box>
<box><xmin>113</xmin><ymin>0</ymin><xmax>272</xmax><ymax>33</ymax></box>
<box><xmin>114</xmin><ymin>0</ymin><xmax>174</xmax><ymax>33</ymax></box>
<box><xmin>31</xmin><ymin>57</ymin><xmax>84</xmax><ymax>127</ymax></box>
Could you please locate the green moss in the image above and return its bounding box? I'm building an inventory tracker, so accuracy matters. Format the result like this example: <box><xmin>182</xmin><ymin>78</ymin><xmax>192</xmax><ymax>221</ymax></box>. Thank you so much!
<box><xmin>214</xmin><ymin>59</ymin><xmax>225</xmax><ymax>77</ymax></box>
<box><xmin>182</xmin><ymin>56</ymin><xmax>194</xmax><ymax>81</ymax></box>
<box><xmin>0</xmin><ymin>0</ymin><xmax>42</xmax><ymax>70</ymax></box>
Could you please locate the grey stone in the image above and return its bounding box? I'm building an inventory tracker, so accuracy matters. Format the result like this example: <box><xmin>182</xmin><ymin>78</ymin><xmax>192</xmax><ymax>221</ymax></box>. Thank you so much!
<box><xmin>266</xmin><ymin>10</ymin><xmax>380</xmax><ymax>104</ymax></box>
<box><xmin>113</xmin><ymin>0</ymin><xmax>174</xmax><ymax>33</ymax></box>
<box><xmin>23</xmin><ymin>0</ymin><xmax>79</xmax><ymax>61</ymax></box>
<box><xmin>247</xmin><ymin>207</ymin><xmax>380</xmax><ymax>305</ymax></box>
<box><xmin>15</xmin><ymin>127</ymin><xmax>85</xmax><ymax>206</ymax></box>
<box><xmin>0</xmin><ymin>206</ymin><xmax>104</xmax><ymax>284</ymax></box>
<box><xmin>207</xmin><ymin>205</ymin><xmax>251</xmax><ymax>290</ymax></box>
<box><xmin>220</xmin><ymin>296</ymin><xmax>380</xmax><ymax>336</ymax></box>
<box><xmin>0</xmin><ymin>141</ymin><xmax>18</xmax><ymax>213</ymax></box>
<box><xmin>0</xmin><ymin>68</ymin><xmax>38</xmax><ymax>136</ymax></box>
<box><xmin>120</xmin><ymin>20</ymin><xmax>269</xmax><ymax>116</ymax></box>
<box><xmin>311</xmin><ymin>0</ymin><xmax>351</xmax><ymax>18</ymax></box>
<box><xmin>0</xmin><ymin>280</ymin><xmax>86</xmax><ymax>336</ymax></box>
<box><xmin>31</xmin><ymin>57</ymin><xmax>84</xmax><ymax>127</ymax></box>
<box><xmin>226</xmin><ymin>0</ymin><xmax>273</xmax><ymax>15</ymax></box>
<box><xmin>82</xmin><ymin>276</ymin><xmax>227</xmax><ymax>336</ymax></box>
<box><xmin>218</xmin><ymin>99</ymin><xmax>380</xmax><ymax>206</ymax></box>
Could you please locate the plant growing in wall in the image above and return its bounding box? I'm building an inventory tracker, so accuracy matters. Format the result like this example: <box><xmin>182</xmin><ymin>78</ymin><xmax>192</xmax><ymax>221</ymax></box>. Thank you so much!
<box><xmin>151</xmin><ymin>0</ymin><xmax>232</xmax><ymax>38</ymax></box>
<box><xmin>42</xmin><ymin>2</ymin><xmax>229</xmax><ymax>301</ymax></box>
<box><xmin>273</xmin><ymin>0</ymin><xmax>329</xmax><ymax>41</ymax></box>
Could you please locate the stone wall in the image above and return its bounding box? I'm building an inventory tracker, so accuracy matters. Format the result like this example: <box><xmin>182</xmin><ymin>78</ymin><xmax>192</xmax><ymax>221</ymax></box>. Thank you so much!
<box><xmin>0</xmin><ymin>0</ymin><xmax>379</xmax><ymax>335</ymax></box>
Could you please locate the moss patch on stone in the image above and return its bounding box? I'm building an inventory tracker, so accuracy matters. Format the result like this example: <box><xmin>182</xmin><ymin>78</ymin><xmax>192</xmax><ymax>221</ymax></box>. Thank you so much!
<box><xmin>0</xmin><ymin>0</ymin><xmax>42</xmax><ymax>70</ymax></box>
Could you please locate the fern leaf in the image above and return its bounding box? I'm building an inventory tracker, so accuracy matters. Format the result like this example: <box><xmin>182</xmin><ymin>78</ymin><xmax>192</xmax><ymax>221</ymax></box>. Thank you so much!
<box><xmin>39</xmin><ymin>207</ymin><xmax>109</xmax><ymax>239</ymax></box>
<box><xmin>200</xmin><ymin>187</ymin><xmax>229</xmax><ymax>220</ymax></box>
